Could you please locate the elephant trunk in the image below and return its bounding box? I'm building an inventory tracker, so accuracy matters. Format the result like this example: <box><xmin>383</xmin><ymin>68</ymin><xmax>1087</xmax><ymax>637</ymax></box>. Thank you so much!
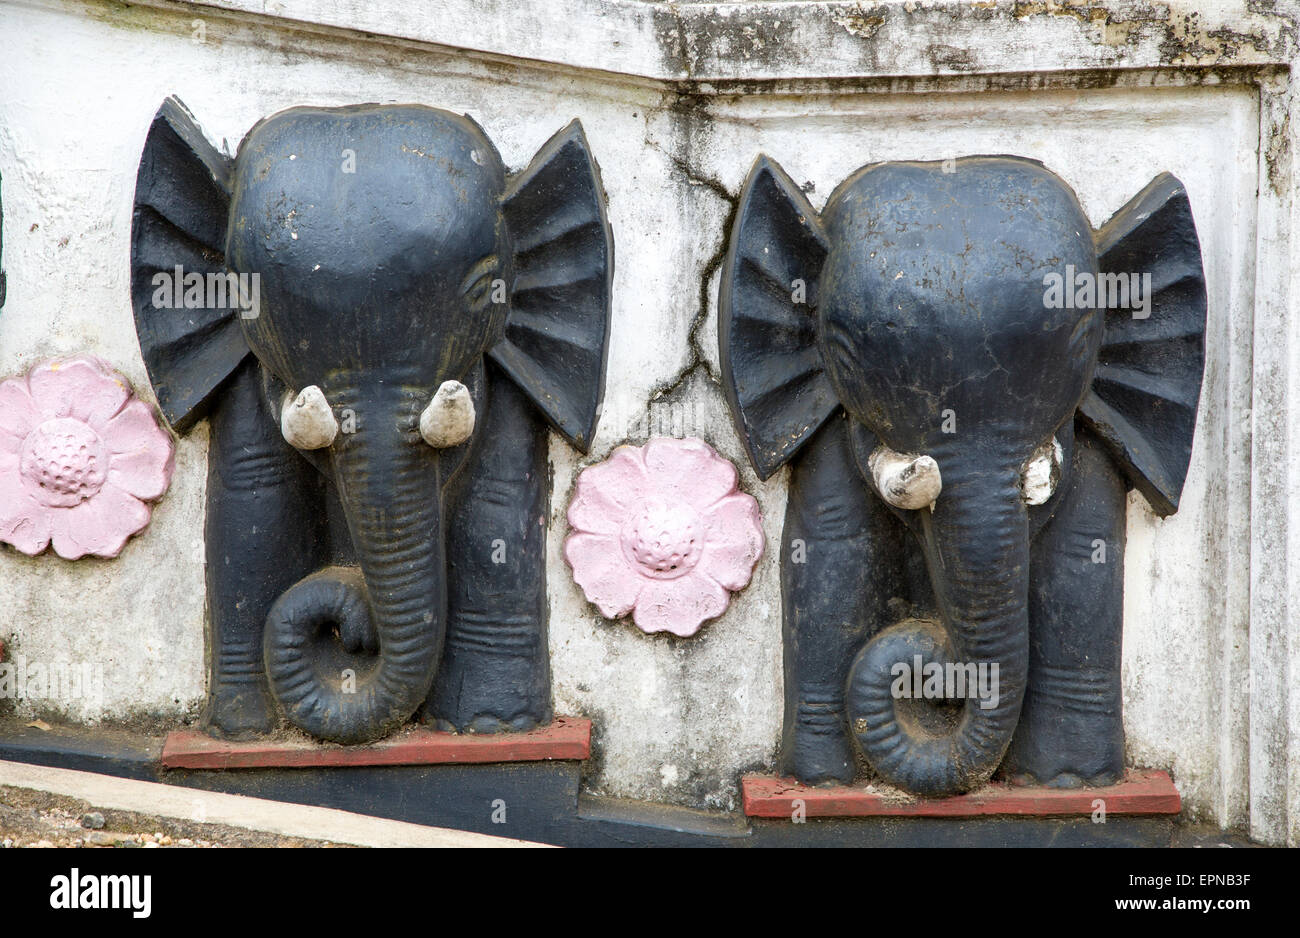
<box><xmin>264</xmin><ymin>390</ymin><xmax>445</xmax><ymax>744</ymax></box>
<box><xmin>848</xmin><ymin>463</ymin><xmax>1029</xmax><ymax>795</ymax></box>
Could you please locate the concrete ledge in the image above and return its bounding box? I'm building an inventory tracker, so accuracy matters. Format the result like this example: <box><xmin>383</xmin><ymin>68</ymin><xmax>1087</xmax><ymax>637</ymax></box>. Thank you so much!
<box><xmin>160</xmin><ymin>717</ymin><xmax>591</xmax><ymax>770</ymax></box>
<box><xmin>0</xmin><ymin>725</ymin><xmax>1201</xmax><ymax>844</ymax></box>
<box><xmin>741</xmin><ymin>770</ymin><xmax>1181</xmax><ymax>819</ymax></box>
<box><xmin>147</xmin><ymin>0</ymin><xmax>1294</xmax><ymax>82</ymax></box>
<box><xmin>0</xmin><ymin>759</ymin><xmax>546</xmax><ymax>847</ymax></box>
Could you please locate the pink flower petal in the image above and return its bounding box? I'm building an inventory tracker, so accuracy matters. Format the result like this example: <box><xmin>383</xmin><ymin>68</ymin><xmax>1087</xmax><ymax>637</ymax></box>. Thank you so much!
<box><xmin>567</xmin><ymin>446</ymin><xmax>650</xmax><ymax>535</ymax></box>
<box><xmin>563</xmin><ymin>437</ymin><xmax>765</xmax><ymax>637</ymax></box>
<box><xmin>632</xmin><ymin>571</ymin><xmax>730</xmax><ymax>637</ymax></box>
<box><xmin>0</xmin><ymin>483</ymin><xmax>52</xmax><ymax>555</ymax></box>
<box><xmin>100</xmin><ymin>398</ymin><xmax>171</xmax><ymax>457</ymax></box>
<box><xmin>107</xmin><ymin>425</ymin><xmax>175</xmax><ymax>500</ymax></box>
<box><xmin>0</xmin><ymin>376</ymin><xmax>40</xmax><ymax>455</ymax></box>
<box><xmin>27</xmin><ymin>357</ymin><xmax>130</xmax><ymax>425</ymax></box>
<box><xmin>49</xmin><ymin>484</ymin><xmax>151</xmax><ymax>559</ymax></box>
<box><xmin>699</xmin><ymin>493</ymin><xmax>765</xmax><ymax>590</ymax></box>
<box><xmin>564</xmin><ymin>531</ymin><xmax>643</xmax><ymax>617</ymax></box>
<box><xmin>643</xmin><ymin>436</ymin><xmax>738</xmax><ymax>510</ymax></box>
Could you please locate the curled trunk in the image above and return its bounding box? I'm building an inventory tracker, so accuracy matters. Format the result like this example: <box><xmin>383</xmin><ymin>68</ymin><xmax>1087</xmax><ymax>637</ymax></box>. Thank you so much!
<box><xmin>848</xmin><ymin>466</ymin><xmax>1029</xmax><ymax>795</ymax></box>
<box><xmin>264</xmin><ymin>398</ymin><xmax>446</xmax><ymax>744</ymax></box>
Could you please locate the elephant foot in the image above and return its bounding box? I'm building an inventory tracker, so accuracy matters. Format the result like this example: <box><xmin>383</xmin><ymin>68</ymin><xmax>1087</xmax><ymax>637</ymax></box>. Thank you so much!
<box><xmin>790</xmin><ymin>729</ymin><xmax>856</xmax><ymax>785</ymax></box>
<box><xmin>427</xmin><ymin>712</ymin><xmax>542</xmax><ymax>735</ymax></box>
<box><xmin>203</xmin><ymin>683</ymin><xmax>276</xmax><ymax>740</ymax></box>
<box><xmin>1002</xmin><ymin>673</ymin><xmax>1124</xmax><ymax>788</ymax></box>
<box><xmin>1004</xmin><ymin>769</ymin><xmax>1124</xmax><ymax>789</ymax></box>
<box><xmin>1002</xmin><ymin>752</ymin><xmax>1124</xmax><ymax>789</ymax></box>
<box><xmin>423</xmin><ymin>643</ymin><xmax>551</xmax><ymax>734</ymax></box>
<box><xmin>785</xmin><ymin>691</ymin><xmax>856</xmax><ymax>785</ymax></box>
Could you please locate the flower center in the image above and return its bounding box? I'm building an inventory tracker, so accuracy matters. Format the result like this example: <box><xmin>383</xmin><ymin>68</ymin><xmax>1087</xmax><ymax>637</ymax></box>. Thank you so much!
<box><xmin>19</xmin><ymin>418</ymin><xmax>109</xmax><ymax>508</ymax></box>
<box><xmin>622</xmin><ymin>496</ymin><xmax>703</xmax><ymax>579</ymax></box>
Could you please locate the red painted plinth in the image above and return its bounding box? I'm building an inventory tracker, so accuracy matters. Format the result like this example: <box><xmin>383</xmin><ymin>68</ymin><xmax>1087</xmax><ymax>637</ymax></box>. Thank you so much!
<box><xmin>162</xmin><ymin>716</ymin><xmax>591</xmax><ymax>770</ymax></box>
<box><xmin>741</xmin><ymin>769</ymin><xmax>1181</xmax><ymax>818</ymax></box>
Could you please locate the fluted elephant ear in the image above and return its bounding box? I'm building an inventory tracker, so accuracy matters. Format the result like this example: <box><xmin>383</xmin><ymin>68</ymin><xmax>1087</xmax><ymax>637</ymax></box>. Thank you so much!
<box><xmin>490</xmin><ymin>120</ymin><xmax>612</xmax><ymax>453</ymax></box>
<box><xmin>719</xmin><ymin>155</ymin><xmax>837</xmax><ymax>480</ymax></box>
<box><xmin>131</xmin><ymin>97</ymin><xmax>251</xmax><ymax>433</ymax></box>
<box><xmin>1077</xmin><ymin>173</ymin><xmax>1207</xmax><ymax>517</ymax></box>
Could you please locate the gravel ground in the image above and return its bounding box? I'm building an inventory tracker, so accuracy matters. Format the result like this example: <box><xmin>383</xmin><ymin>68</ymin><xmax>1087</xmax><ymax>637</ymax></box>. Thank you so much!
<box><xmin>0</xmin><ymin>785</ymin><xmax>353</xmax><ymax>848</ymax></box>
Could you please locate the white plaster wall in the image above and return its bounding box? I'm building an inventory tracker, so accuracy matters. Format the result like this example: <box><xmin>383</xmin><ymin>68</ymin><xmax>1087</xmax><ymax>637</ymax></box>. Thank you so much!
<box><xmin>0</xmin><ymin>0</ymin><xmax>1290</xmax><ymax>838</ymax></box>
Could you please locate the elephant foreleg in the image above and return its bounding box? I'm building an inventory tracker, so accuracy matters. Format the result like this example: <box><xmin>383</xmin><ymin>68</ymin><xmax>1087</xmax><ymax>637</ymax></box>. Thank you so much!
<box><xmin>781</xmin><ymin>414</ymin><xmax>904</xmax><ymax>784</ymax></box>
<box><xmin>204</xmin><ymin>360</ymin><xmax>327</xmax><ymax>738</ymax></box>
<box><xmin>424</xmin><ymin>365</ymin><xmax>551</xmax><ymax>733</ymax></box>
<box><xmin>1003</xmin><ymin>424</ymin><xmax>1128</xmax><ymax>786</ymax></box>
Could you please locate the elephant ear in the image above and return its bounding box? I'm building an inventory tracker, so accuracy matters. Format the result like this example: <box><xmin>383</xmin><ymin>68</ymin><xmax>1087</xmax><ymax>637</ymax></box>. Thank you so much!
<box><xmin>1077</xmin><ymin>173</ymin><xmax>1207</xmax><ymax>517</ymax></box>
<box><xmin>490</xmin><ymin>120</ymin><xmax>612</xmax><ymax>453</ymax></box>
<box><xmin>131</xmin><ymin>97</ymin><xmax>251</xmax><ymax>433</ymax></box>
<box><xmin>719</xmin><ymin>155</ymin><xmax>837</xmax><ymax>480</ymax></box>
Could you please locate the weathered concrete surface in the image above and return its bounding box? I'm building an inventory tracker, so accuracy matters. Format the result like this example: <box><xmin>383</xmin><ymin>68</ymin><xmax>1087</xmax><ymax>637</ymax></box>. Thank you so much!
<box><xmin>0</xmin><ymin>0</ymin><xmax>1296</xmax><ymax>844</ymax></box>
<box><xmin>145</xmin><ymin>0</ymin><xmax>1300</xmax><ymax>80</ymax></box>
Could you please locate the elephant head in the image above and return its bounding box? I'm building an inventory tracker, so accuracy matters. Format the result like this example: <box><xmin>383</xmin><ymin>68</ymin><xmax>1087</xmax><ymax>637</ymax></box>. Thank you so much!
<box><xmin>721</xmin><ymin>156</ymin><xmax>1205</xmax><ymax>794</ymax></box>
<box><xmin>131</xmin><ymin>99</ymin><xmax>611</xmax><ymax>743</ymax></box>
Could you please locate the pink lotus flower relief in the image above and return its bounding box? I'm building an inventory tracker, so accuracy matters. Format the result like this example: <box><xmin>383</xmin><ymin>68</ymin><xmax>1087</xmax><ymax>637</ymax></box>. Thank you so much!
<box><xmin>565</xmin><ymin>437</ymin><xmax>764</xmax><ymax>637</ymax></box>
<box><xmin>0</xmin><ymin>357</ymin><xmax>175</xmax><ymax>559</ymax></box>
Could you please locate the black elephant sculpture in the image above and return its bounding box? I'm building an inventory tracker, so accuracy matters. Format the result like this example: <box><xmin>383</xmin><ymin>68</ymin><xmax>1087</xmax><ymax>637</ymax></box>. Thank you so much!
<box><xmin>131</xmin><ymin>98</ymin><xmax>612</xmax><ymax>743</ymax></box>
<box><xmin>721</xmin><ymin>155</ymin><xmax>1206</xmax><ymax>795</ymax></box>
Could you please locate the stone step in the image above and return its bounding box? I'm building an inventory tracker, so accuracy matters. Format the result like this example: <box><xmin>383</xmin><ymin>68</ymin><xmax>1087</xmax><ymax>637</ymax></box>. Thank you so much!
<box><xmin>0</xmin><ymin>719</ymin><xmax>1203</xmax><ymax>846</ymax></box>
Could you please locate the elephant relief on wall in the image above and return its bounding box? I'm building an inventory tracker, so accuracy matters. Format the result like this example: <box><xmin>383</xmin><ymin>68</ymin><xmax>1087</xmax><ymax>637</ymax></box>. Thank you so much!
<box><xmin>721</xmin><ymin>156</ymin><xmax>1206</xmax><ymax>796</ymax></box>
<box><xmin>131</xmin><ymin>99</ymin><xmax>612</xmax><ymax>743</ymax></box>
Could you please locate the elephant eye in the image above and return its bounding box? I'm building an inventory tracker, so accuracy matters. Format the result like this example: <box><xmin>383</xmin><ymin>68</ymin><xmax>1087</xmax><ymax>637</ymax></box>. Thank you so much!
<box><xmin>459</xmin><ymin>254</ymin><xmax>502</xmax><ymax>316</ymax></box>
<box><xmin>1067</xmin><ymin>307</ymin><xmax>1102</xmax><ymax>371</ymax></box>
<box><xmin>1021</xmin><ymin>437</ymin><xmax>1063</xmax><ymax>505</ymax></box>
<box><xmin>821</xmin><ymin>322</ymin><xmax>859</xmax><ymax>383</ymax></box>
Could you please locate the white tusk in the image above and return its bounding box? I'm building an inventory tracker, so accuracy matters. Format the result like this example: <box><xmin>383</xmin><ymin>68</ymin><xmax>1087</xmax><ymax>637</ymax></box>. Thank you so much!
<box><xmin>280</xmin><ymin>385</ymin><xmax>338</xmax><ymax>450</ymax></box>
<box><xmin>868</xmin><ymin>446</ymin><xmax>942</xmax><ymax>510</ymax></box>
<box><xmin>1022</xmin><ymin>438</ymin><xmax>1064</xmax><ymax>506</ymax></box>
<box><xmin>420</xmin><ymin>380</ymin><xmax>475</xmax><ymax>448</ymax></box>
